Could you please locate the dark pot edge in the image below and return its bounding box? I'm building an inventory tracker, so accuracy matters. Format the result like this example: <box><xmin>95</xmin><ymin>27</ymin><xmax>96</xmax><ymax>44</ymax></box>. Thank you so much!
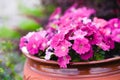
<box><xmin>23</xmin><ymin>52</ymin><xmax>120</xmax><ymax>65</ymax></box>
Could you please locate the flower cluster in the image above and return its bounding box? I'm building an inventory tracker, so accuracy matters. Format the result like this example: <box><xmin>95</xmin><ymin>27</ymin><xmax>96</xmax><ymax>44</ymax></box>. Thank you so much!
<box><xmin>19</xmin><ymin>5</ymin><xmax>120</xmax><ymax>68</ymax></box>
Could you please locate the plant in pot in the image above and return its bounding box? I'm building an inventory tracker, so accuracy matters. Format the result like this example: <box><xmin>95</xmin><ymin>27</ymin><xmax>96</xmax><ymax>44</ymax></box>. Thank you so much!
<box><xmin>19</xmin><ymin>5</ymin><xmax>120</xmax><ymax>80</ymax></box>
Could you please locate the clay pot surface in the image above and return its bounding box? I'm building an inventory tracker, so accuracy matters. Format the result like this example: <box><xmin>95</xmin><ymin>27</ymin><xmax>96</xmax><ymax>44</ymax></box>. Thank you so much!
<box><xmin>23</xmin><ymin>53</ymin><xmax>120</xmax><ymax>80</ymax></box>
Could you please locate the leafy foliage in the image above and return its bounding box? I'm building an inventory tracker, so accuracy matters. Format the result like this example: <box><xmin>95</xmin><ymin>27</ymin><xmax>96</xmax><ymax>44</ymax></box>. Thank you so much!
<box><xmin>19</xmin><ymin>19</ymin><xmax>41</xmax><ymax>31</ymax></box>
<box><xmin>0</xmin><ymin>40</ymin><xmax>25</xmax><ymax>80</ymax></box>
<box><xmin>0</xmin><ymin>27</ymin><xmax>20</xmax><ymax>39</ymax></box>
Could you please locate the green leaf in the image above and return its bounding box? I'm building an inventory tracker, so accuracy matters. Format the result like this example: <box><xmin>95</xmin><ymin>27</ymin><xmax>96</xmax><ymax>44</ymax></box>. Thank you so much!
<box><xmin>94</xmin><ymin>51</ymin><xmax>105</xmax><ymax>60</ymax></box>
<box><xmin>46</xmin><ymin>5</ymin><xmax>56</xmax><ymax>13</ymax></box>
<box><xmin>69</xmin><ymin>49</ymin><xmax>81</xmax><ymax>62</ymax></box>
<box><xmin>19</xmin><ymin>19</ymin><xmax>41</xmax><ymax>31</ymax></box>
<box><xmin>0</xmin><ymin>68</ymin><xmax>4</xmax><ymax>74</ymax></box>
<box><xmin>1</xmin><ymin>41</ymin><xmax>15</xmax><ymax>52</ymax></box>
<box><xmin>0</xmin><ymin>27</ymin><xmax>20</xmax><ymax>39</ymax></box>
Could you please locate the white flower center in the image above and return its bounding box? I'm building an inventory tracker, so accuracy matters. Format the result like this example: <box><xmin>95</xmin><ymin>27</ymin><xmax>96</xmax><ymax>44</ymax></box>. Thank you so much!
<box><xmin>33</xmin><ymin>44</ymin><xmax>37</xmax><ymax>48</ymax></box>
<box><xmin>117</xmin><ymin>34</ymin><xmax>120</xmax><ymax>38</ymax></box>
<box><xmin>114</xmin><ymin>23</ymin><xmax>118</xmax><ymax>28</ymax></box>
<box><xmin>42</xmin><ymin>43</ymin><xmax>46</xmax><ymax>47</ymax></box>
<box><xmin>70</xmin><ymin>24</ymin><xmax>76</xmax><ymax>28</ymax></box>
<box><xmin>55</xmin><ymin>15</ymin><xmax>60</xmax><ymax>19</ymax></box>
<box><xmin>61</xmin><ymin>46</ymin><xmax>66</xmax><ymax>51</ymax></box>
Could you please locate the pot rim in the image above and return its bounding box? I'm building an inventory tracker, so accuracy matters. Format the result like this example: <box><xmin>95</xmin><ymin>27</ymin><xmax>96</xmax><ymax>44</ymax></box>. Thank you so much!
<box><xmin>23</xmin><ymin>52</ymin><xmax>120</xmax><ymax>65</ymax></box>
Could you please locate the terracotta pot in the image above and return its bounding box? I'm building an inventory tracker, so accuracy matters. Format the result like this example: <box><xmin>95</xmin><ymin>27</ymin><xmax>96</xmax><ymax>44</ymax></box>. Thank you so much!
<box><xmin>23</xmin><ymin>52</ymin><xmax>120</xmax><ymax>80</ymax></box>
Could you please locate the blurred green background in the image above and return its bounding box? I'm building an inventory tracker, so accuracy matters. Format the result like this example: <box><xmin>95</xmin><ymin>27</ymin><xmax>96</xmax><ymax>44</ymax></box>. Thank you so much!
<box><xmin>0</xmin><ymin>0</ymin><xmax>56</xmax><ymax>79</ymax></box>
<box><xmin>0</xmin><ymin>0</ymin><xmax>119</xmax><ymax>80</ymax></box>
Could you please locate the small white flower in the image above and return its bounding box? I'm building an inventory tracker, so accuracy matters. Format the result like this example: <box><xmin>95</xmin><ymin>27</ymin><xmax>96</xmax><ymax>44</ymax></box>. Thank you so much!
<box><xmin>44</xmin><ymin>52</ymin><xmax>54</xmax><ymax>60</ymax></box>
<box><xmin>44</xmin><ymin>47</ymin><xmax>54</xmax><ymax>60</ymax></box>
<box><xmin>83</xmin><ymin>17</ymin><xmax>91</xmax><ymax>24</ymax></box>
<box><xmin>21</xmin><ymin>47</ymin><xmax>29</xmax><ymax>54</ymax></box>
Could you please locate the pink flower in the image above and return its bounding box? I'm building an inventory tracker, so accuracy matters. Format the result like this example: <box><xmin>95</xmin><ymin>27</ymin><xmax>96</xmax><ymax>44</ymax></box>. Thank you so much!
<box><xmin>72</xmin><ymin>38</ymin><xmax>91</xmax><ymax>55</ymax></box>
<box><xmin>81</xmin><ymin>23</ymin><xmax>97</xmax><ymax>36</ymax></box>
<box><xmin>95</xmin><ymin>34</ymin><xmax>114</xmax><ymax>51</ymax></box>
<box><xmin>93</xmin><ymin>17</ymin><xmax>107</xmax><ymax>28</ymax></box>
<box><xmin>46</xmin><ymin>27</ymin><xmax>57</xmax><ymax>40</ymax></box>
<box><xmin>58</xmin><ymin>16</ymin><xmax>76</xmax><ymax>30</ymax></box>
<box><xmin>75</xmin><ymin>7</ymin><xmax>95</xmax><ymax>17</ymax></box>
<box><xmin>99</xmin><ymin>28</ymin><xmax>111</xmax><ymax>37</ymax></box>
<box><xmin>39</xmin><ymin>38</ymin><xmax>48</xmax><ymax>51</ymax></box>
<box><xmin>19</xmin><ymin>32</ymin><xmax>35</xmax><ymax>48</ymax></box>
<box><xmin>54</xmin><ymin>40</ymin><xmax>72</xmax><ymax>57</ymax></box>
<box><xmin>111</xmin><ymin>29</ymin><xmax>120</xmax><ymax>42</ymax></box>
<box><xmin>19</xmin><ymin>37</ymin><xmax>28</xmax><ymax>48</ymax></box>
<box><xmin>58</xmin><ymin>55</ymin><xmax>71</xmax><ymax>68</ymax></box>
<box><xmin>107</xmin><ymin>39</ymin><xmax>115</xmax><ymax>50</ymax></box>
<box><xmin>108</xmin><ymin>18</ymin><xmax>120</xmax><ymax>29</ymax></box>
<box><xmin>37</xmin><ymin>30</ymin><xmax>47</xmax><ymax>38</ymax></box>
<box><xmin>27</xmin><ymin>37</ymin><xmax>40</xmax><ymax>55</ymax></box>
<box><xmin>19</xmin><ymin>4</ymin><xmax>120</xmax><ymax>68</ymax></box>
<box><xmin>97</xmin><ymin>42</ymin><xmax>110</xmax><ymax>51</ymax></box>
<box><xmin>80</xmin><ymin>49</ymin><xmax>93</xmax><ymax>60</ymax></box>
<box><xmin>88</xmin><ymin>32</ymin><xmax>102</xmax><ymax>45</ymax></box>
<box><xmin>49</xmin><ymin>7</ymin><xmax>61</xmax><ymax>21</ymax></box>
<box><xmin>82</xmin><ymin>17</ymin><xmax>92</xmax><ymax>24</ymax></box>
<box><xmin>50</xmin><ymin>33</ymin><xmax>65</xmax><ymax>48</ymax></box>
<box><xmin>69</xmin><ymin>29</ymin><xmax>87</xmax><ymax>40</ymax></box>
<box><xmin>104</xmin><ymin>36</ymin><xmax>115</xmax><ymax>49</ymax></box>
<box><xmin>35</xmin><ymin>32</ymin><xmax>48</xmax><ymax>51</ymax></box>
<box><xmin>25</xmin><ymin>32</ymin><xmax>35</xmax><ymax>40</ymax></box>
<box><xmin>65</xmin><ymin>6</ymin><xmax>95</xmax><ymax>17</ymax></box>
<box><xmin>27</xmin><ymin>32</ymin><xmax>48</xmax><ymax>55</ymax></box>
<box><xmin>57</xmin><ymin>7</ymin><xmax>95</xmax><ymax>32</ymax></box>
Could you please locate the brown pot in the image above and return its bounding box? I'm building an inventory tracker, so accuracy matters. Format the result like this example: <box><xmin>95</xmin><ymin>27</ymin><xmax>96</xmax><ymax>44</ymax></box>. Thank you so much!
<box><xmin>23</xmin><ymin>52</ymin><xmax>120</xmax><ymax>80</ymax></box>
